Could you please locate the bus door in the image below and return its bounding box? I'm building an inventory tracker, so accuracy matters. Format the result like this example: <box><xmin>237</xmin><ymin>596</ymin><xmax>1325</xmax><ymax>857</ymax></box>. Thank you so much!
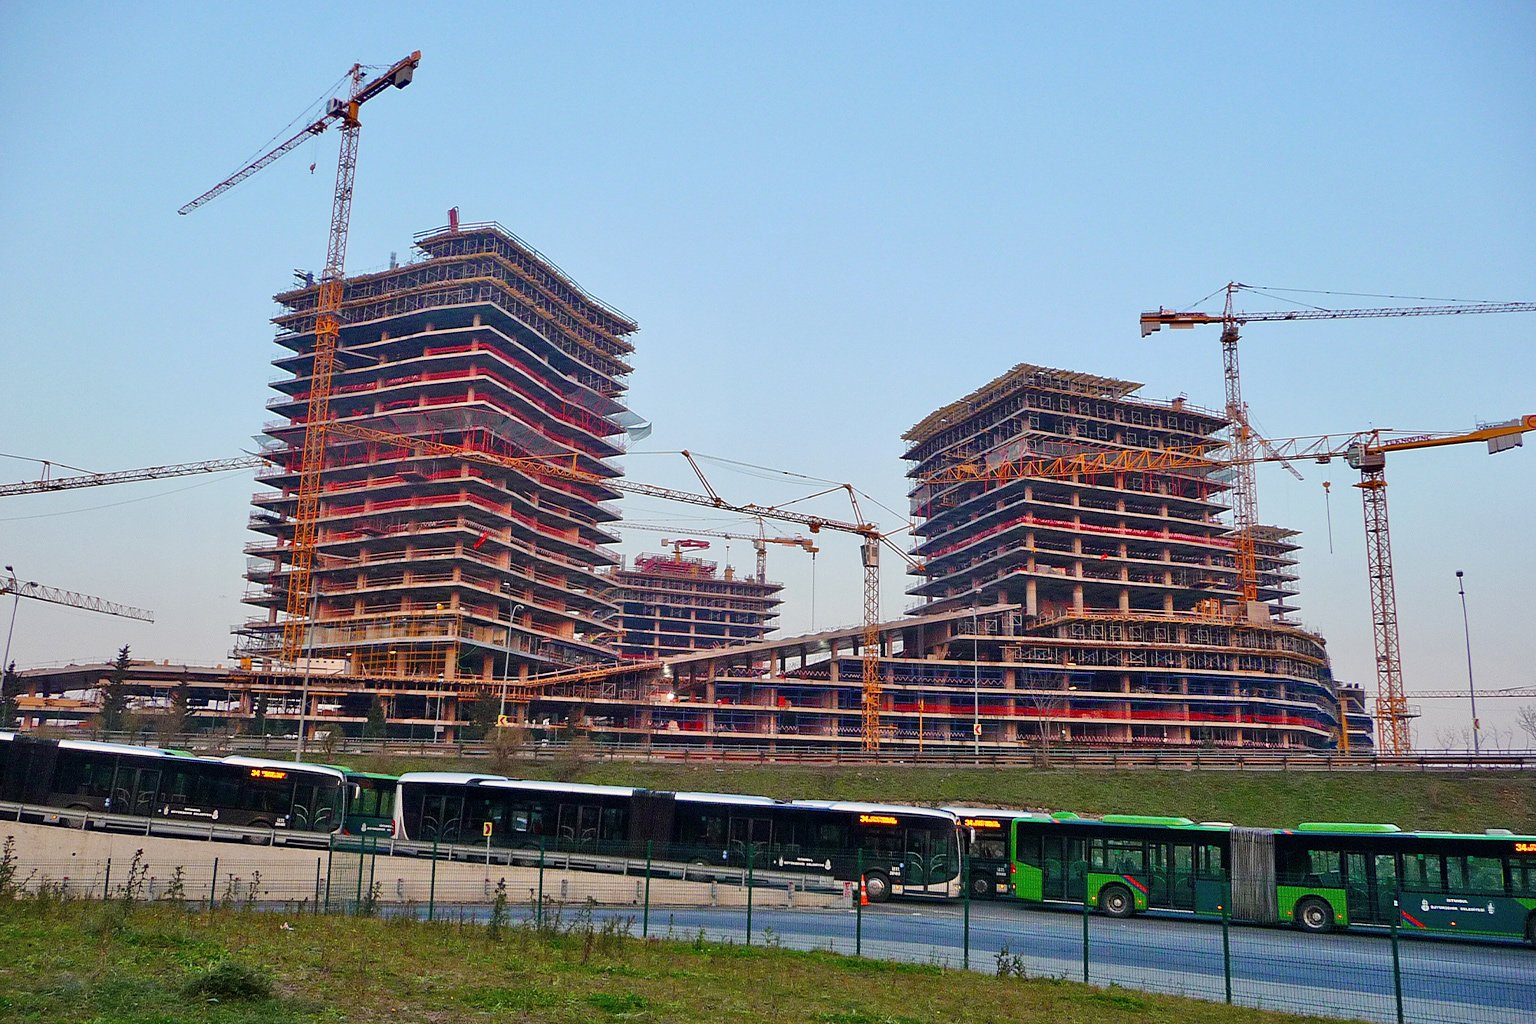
<box><xmin>1147</xmin><ymin>843</ymin><xmax>1197</xmax><ymax>910</ymax></box>
<box><xmin>558</xmin><ymin>803</ymin><xmax>601</xmax><ymax>848</ymax></box>
<box><xmin>1042</xmin><ymin>836</ymin><xmax>1086</xmax><ymax>901</ymax></box>
<box><xmin>113</xmin><ymin>764</ymin><xmax>161</xmax><ymax>817</ymax></box>
<box><xmin>900</xmin><ymin>827</ymin><xmax>946</xmax><ymax>892</ymax></box>
<box><xmin>728</xmin><ymin>816</ymin><xmax>771</xmax><ymax>865</ymax></box>
<box><xmin>1340</xmin><ymin>851</ymin><xmax>1394</xmax><ymax>925</ymax></box>
<box><xmin>416</xmin><ymin>788</ymin><xmax>466</xmax><ymax>842</ymax></box>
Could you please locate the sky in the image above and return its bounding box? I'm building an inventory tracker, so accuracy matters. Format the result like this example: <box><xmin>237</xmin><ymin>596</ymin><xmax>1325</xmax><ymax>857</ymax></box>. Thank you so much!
<box><xmin>2</xmin><ymin>2</ymin><xmax>1533</xmax><ymax>749</ymax></box>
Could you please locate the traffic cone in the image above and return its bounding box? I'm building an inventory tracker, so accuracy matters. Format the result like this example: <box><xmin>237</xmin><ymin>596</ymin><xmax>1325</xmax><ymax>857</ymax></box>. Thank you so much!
<box><xmin>859</xmin><ymin>877</ymin><xmax>868</xmax><ymax>907</ymax></box>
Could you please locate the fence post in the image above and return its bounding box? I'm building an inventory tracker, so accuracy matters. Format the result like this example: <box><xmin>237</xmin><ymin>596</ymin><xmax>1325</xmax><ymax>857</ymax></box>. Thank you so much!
<box><xmin>209</xmin><ymin>856</ymin><xmax>219</xmax><ymax>911</ymax></box>
<box><xmin>324</xmin><ymin>841</ymin><xmax>333</xmax><ymax>913</ymax></box>
<box><xmin>536</xmin><ymin>837</ymin><xmax>545</xmax><ymax>928</ymax></box>
<box><xmin>355</xmin><ymin>835</ymin><xmax>366</xmax><ymax>912</ymax></box>
<box><xmin>427</xmin><ymin>834</ymin><xmax>438</xmax><ymax>922</ymax></box>
<box><xmin>642</xmin><ymin>841</ymin><xmax>652</xmax><ymax>939</ymax></box>
<box><xmin>962</xmin><ymin>850</ymin><xmax>971</xmax><ymax>971</ymax></box>
<box><xmin>102</xmin><ymin>857</ymin><xmax>111</xmax><ymax>900</ymax></box>
<box><xmin>1222</xmin><ymin>880</ymin><xmax>1233</xmax><ymax>1004</ymax></box>
<box><xmin>745</xmin><ymin>842</ymin><xmax>754</xmax><ymax>946</ymax></box>
<box><xmin>1390</xmin><ymin>890</ymin><xmax>1405</xmax><ymax>1024</ymax></box>
<box><xmin>314</xmin><ymin>857</ymin><xmax>322</xmax><ymax>914</ymax></box>
<box><xmin>1081</xmin><ymin>869</ymin><xmax>1090</xmax><ymax>983</ymax></box>
<box><xmin>854</xmin><ymin>847</ymin><xmax>866</xmax><ymax>964</ymax></box>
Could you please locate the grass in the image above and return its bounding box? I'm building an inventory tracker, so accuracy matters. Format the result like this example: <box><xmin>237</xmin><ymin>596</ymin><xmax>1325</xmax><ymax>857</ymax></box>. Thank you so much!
<box><xmin>0</xmin><ymin>900</ymin><xmax>1345</xmax><ymax>1024</ymax></box>
<box><xmin>344</xmin><ymin>753</ymin><xmax>1536</xmax><ymax>833</ymax></box>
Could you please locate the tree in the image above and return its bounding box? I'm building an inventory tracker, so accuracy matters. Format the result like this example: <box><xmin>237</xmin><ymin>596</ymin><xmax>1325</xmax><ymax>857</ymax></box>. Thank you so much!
<box><xmin>462</xmin><ymin>695</ymin><xmax>498</xmax><ymax>741</ymax></box>
<box><xmin>363</xmin><ymin>693</ymin><xmax>387</xmax><ymax>739</ymax></box>
<box><xmin>99</xmin><ymin>646</ymin><xmax>132</xmax><ymax>734</ymax></box>
<box><xmin>251</xmin><ymin>692</ymin><xmax>269</xmax><ymax>736</ymax></box>
<box><xmin>0</xmin><ymin>661</ymin><xmax>21</xmax><ymax>730</ymax></box>
<box><xmin>158</xmin><ymin>678</ymin><xmax>190</xmax><ymax>744</ymax></box>
<box><xmin>1517</xmin><ymin>705</ymin><xmax>1536</xmax><ymax>749</ymax></box>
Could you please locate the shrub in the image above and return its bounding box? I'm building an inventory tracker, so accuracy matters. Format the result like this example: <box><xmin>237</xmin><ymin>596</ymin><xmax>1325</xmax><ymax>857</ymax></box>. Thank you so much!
<box><xmin>182</xmin><ymin>960</ymin><xmax>274</xmax><ymax>1001</ymax></box>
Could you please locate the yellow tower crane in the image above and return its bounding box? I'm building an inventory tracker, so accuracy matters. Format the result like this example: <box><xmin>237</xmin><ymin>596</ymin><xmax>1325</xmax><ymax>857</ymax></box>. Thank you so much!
<box><xmin>1140</xmin><ymin>284</ymin><xmax>1536</xmax><ymax>606</ymax></box>
<box><xmin>179</xmin><ymin>51</ymin><xmax>422</xmax><ymax>666</ymax></box>
<box><xmin>923</xmin><ymin>414</ymin><xmax>1535</xmax><ymax>755</ymax></box>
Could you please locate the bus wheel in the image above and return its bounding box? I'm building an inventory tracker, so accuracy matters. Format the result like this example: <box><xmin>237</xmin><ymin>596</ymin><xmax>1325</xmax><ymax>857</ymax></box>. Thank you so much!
<box><xmin>969</xmin><ymin>874</ymin><xmax>993</xmax><ymax>899</ymax></box>
<box><xmin>1295</xmin><ymin>897</ymin><xmax>1334</xmax><ymax>933</ymax></box>
<box><xmin>63</xmin><ymin>804</ymin><xmax>91</xmax><ymax>829</ymax></box>
<box><xmin>1098</xmin><ymin>884</ymin><xmax>1135</xmax><ymax>918</ymax></box>
<box><xmin>243</xmin><ymin>821</ymin><xmax>274</xmax><ymax>845</ymax></box>
<box><xmin>862</xmin><ymin>871</ymin><xmax>891</xmax><ymax>903</ymax></box>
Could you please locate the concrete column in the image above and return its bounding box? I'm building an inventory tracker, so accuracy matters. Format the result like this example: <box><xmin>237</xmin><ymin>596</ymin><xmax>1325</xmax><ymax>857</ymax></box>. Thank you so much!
<box><xmin>1025</xmin><ymin>578</ymin><xmax>1038</xmax><ymax>616</ymax></box>
<box><xmin>1072</xmin><ymin>583</ymin><xmax>1084</xmax><ymax>613</ymax></box>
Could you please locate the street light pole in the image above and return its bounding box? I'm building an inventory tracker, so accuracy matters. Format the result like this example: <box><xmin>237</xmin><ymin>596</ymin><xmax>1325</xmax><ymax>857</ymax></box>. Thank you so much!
<box><xmin>498</xmin><ymin>593</ymin><xmax>524</xmax><ymax>726</ymax></box>
<box><xmin>295</xmin><ymin>587</ymin><xmax>318</xmax><ymax>761</ymax></box>
<box><xmin>972</xmin><ymin>600</ymin><xmax>981</xmax><ymax>759</ymax></box>
<box><xmin>1456</xmin><ymin>570</ymin><xmax>1480</xmax><ymax>756</ymax></box>
<box><xmin>2</xmin><ymin>565</ymin><xmax>19</xmax><ymax>679</ymax></box>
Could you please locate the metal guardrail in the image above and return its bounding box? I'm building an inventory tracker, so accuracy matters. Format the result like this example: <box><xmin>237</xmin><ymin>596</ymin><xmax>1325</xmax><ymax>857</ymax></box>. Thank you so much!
<box><xmin>74</xmin><ymin>732</ymin><xmax>1536</xmax><ymax>771</ymax></box>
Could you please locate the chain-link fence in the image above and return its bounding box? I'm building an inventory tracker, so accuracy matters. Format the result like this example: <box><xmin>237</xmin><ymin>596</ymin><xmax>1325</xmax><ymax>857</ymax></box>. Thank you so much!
<box><xmin>2</xmin><ymin>830</ymin><xmax>1529</xmax><ymax>1024</ymax></box>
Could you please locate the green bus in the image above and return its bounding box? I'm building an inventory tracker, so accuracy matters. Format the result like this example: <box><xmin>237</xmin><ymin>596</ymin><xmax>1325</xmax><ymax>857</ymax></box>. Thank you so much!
<box><xmin>1007</xmin><ymin>814</ymin><xmax>1536</xmax><ymax>945</ymax></box>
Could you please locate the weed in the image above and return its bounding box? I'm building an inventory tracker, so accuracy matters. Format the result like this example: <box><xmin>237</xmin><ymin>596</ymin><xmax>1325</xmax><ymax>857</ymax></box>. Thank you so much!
<box><xmin>994</xmin><ymin>942</ymin><xmax>1028</xmax><ymax>979</ymax></box>
<box><xmin>161</xmin><ymin>865</ymin><xmax>187</xmax><ymax>903</ymax></box>
<box><xmin>117</xmin><ymin>848</ymin><xmax>149</xmax><ymax>905</ymax></box>
<box><xmin>0</xmin><ymin>836</ymin><xmax>16</xmax><ymax>899</ymax></box>
<box><xmin>489</xmin><ymin>877</ymin><xmax>508</xmax><ymax>940</ymax></box>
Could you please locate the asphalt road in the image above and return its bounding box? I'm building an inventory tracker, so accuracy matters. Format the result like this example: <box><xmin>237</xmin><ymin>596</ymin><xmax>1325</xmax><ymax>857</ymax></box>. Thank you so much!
<box><xmin>464</xmin><ymin>897</ymin><xmax>1532</xmax><ymax>1024</ymax></box>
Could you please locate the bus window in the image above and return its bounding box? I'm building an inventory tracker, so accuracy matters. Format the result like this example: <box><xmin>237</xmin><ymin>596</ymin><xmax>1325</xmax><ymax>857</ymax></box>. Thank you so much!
<box><xmin>972</xmin><ymin>833</ymin><xmax>1007</xmax><ymax>861</ymax></box>
<box><xmin>1197</xmin><ymin>843</ymin><xmax>1227</xmax><ymax>881</ymax></box>
<box><xmin>1403</xmin><ymin>852</ymin><xmax>1440</xmax><ymax>889</ymax></box>
<box><xmin>1510</xmin><ymin>857</ymin><xmax>1536</xmax><ymax>896</ymax></box>
<box><xmin>1446</xmin><ymin>855</ymin><xmax>1504</xmax><ymax>894</ymax></box>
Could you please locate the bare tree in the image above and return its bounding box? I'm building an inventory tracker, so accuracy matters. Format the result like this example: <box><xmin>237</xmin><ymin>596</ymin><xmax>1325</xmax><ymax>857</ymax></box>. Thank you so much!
<box><xmin>1516</xmin><ymin>705</ymin><xmax>1536</xmax><ymax>748</ymax></box>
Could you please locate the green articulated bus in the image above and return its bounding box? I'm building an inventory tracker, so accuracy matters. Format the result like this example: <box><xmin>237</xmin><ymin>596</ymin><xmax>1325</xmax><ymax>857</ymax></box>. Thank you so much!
<box><xmin>1006</xmin><ymin>814</ymin><xmax>1536</xmax><ymax>946</ymax></box>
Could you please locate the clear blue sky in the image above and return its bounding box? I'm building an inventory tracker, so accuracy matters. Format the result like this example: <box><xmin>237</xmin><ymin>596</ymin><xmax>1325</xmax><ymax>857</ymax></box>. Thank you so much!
<box><xmin>3</xmin><ymin>3</ymin><xmax>1532</xmax><ymax>748</ymax></box>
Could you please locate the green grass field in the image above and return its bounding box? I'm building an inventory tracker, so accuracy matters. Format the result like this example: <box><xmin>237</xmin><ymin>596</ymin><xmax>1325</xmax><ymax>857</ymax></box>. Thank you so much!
<box><xmin>0</xmin><ymin>900</ymin><xmax>1344</xmax><ymax>1024</ymax></box>
<box><xmin>346</xmin><ymin>753</ymin><xmax>1535</xmax><ymax>833</ymax></box>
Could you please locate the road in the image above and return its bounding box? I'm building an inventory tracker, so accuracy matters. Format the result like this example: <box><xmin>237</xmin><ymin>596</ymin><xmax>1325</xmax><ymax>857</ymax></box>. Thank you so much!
<box><xmin>455</xmin><ymin>897</ymin><xmax>1532</xmax><ymax>1024</ymax></box>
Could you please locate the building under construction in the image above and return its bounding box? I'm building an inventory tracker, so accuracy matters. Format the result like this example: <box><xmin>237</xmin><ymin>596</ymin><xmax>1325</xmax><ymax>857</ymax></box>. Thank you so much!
<box><xmin>238</xmin><ymin>219</ymin><xmax>641</xmax><ymax>705</ymax></box>
<box><xmin>605</xmin><ymin>548</ymin><xmax>784</xmax><ymax>660</ymax></box>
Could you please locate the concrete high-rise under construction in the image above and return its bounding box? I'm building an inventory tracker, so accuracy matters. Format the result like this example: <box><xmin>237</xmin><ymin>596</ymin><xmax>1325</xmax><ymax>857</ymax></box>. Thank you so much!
<box><xmin>238</xmin><ymin>219</ymin><xmax>642</xmax><ymax>695</ymax></box>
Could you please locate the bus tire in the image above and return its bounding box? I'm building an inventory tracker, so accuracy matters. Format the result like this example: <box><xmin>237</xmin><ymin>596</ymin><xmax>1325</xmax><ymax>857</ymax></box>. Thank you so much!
<box><xmin>1098</xmin><ymin>884</ymin><xmax>1135</xmax><ymax>918</ymax></box>
<box><xmin>862</xmin><ymin>871</ymin><xmax>892</xmax><ymax>903</ymax></box>
<box><xmin>1295</xmin><ymin>897</ymin><xmax>1334</xmax><ymax>933</ymax></box>
<box><xmin>243</xmin><ymin>821</ymin><xmax>274</xmax><ymax>845</ymax></box>
<box><xmin>969</xmin><ymin>874</ymin><xmax>993</xmax><ymax>900</ymax></box>
<box><xmin>62</xmin><ymin>804</ymin><xmax>91</xmax><ymax>829</ymax></box>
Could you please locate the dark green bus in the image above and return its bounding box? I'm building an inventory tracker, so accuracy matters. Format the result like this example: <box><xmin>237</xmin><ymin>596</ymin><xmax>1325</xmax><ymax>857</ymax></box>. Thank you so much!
<box><xmin>1007</xmin><ymin>814</ymin><xmax>1536</xmax><ymax>945</ymax></box>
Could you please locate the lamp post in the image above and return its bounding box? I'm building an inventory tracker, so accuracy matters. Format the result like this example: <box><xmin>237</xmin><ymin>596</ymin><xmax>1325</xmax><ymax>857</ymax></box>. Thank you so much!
<box><xmin>2</xmin><ymin>565</ymin><xmax>19</xmax><ymax>679</ymax></box>
<box><xmin>498</xmin><ymin>593</ymin><xmax>525</xmax><ymax>726</ymax></box>
<box><xmin>294</xmin><ymin>587</ymin><xmax>319</xmax><ymax>761</ymax></box>
<box><xmin>972</xmin><ymin>602</ymin><xmax>981</xmax><ymax>758</ymax></box>
<box><xmin>1456</xmin><ymin>570</ymin><xmax>1480</xmax><ymax>756</ymax></box>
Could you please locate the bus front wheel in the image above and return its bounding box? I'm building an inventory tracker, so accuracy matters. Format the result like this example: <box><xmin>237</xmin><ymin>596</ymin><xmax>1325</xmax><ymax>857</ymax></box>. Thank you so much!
<box><xmin>1295</xmin><ymin>897</ymin><xmax>1334</xmax><ymax>933</ymax></box>
<box><xmin>1098</xmin><ymin>884</ymin><xmax>1135</xmax><ymax>918</ymax></box>
<box><xmin>862</xmin><ymin>872</ymin><xmax>891</xmax><ymax>903</ymax></box>
<box><xmin>969</xmin><ymin>874</ymin><xmax>993</xmax><ymax>899</ymax></box>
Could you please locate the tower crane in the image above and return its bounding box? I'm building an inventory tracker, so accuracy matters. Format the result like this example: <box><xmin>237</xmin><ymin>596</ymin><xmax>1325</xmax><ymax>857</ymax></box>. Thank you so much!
<box><xmin>1140</xmin><ymin>284</ymin><xmax>1536</xmax><ymax>606</ymax></box>
<box><xmin>179</xmin><ymin>51</ymin><xmax>421</xmax><ymax>666</ymax></box>
<box><xmin>660</xmin><ymin>538</ymin><xmax>712</xmax><ymax>561</ymax></box>
<box><xmin>2</xmin><ymin>565</ymin><xmax>153</xmax><ymax>684</ymax></box>
<box><xmin>327</xmin><ymin>421</ymin><xmax>919</xmax><ymax>751</ymax></box>
<box><xmin>623</xmin><ymin>521</ymin><xmax>819</xmax><ymax>583</ymax></box>
<box><xmin>0</xmin><ymin>456</ymin><xmax>263</xmax><ymax>498</ymax></box>
<box><xmin>922</xmin><ymin>414</ymin><xmax>1535</xmax><ymax>755</ymax></box>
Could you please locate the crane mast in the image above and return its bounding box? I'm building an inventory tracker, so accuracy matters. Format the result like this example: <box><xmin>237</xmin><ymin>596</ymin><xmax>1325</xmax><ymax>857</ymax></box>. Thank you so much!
<box><xmin>924</xmin><ymin>414</ymin><xmax>1534</xmax><ymax>755</ymax></box>
<box><xmin>179</xmin><ymin>51</ymin><xmax>421</xmax><ymax>667</ymax></box>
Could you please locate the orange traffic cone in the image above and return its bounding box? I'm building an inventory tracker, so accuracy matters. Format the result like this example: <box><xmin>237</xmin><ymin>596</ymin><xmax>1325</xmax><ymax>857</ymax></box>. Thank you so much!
<box><xmin>859</xmin><ymin>877</ymin><xmax>869</xmax><ymax>907</ymax></box>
